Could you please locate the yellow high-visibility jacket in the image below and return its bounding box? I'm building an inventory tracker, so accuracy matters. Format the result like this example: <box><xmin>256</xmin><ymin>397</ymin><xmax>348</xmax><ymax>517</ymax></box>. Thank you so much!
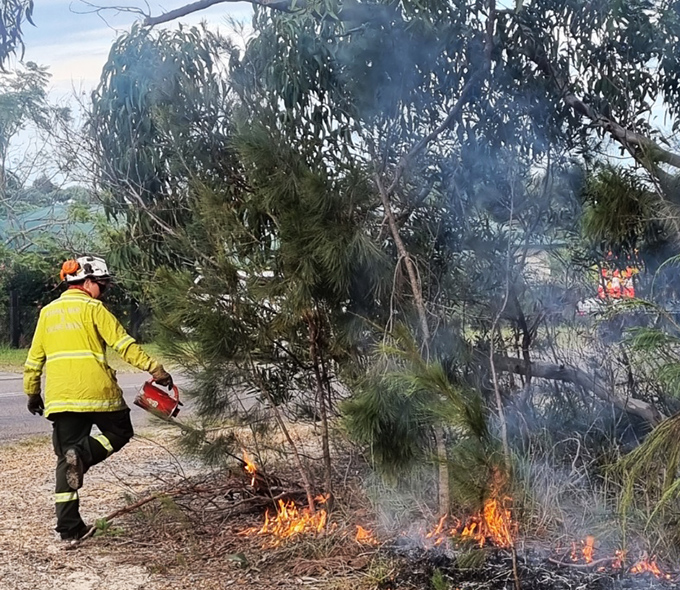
<box><xmin>23</xmin><ymin>288</ymin><xmax>160</xmax><ymax>417</ymax></box>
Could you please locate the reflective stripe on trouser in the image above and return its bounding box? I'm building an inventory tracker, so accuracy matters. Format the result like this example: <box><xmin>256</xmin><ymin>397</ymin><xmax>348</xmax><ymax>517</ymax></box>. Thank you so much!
<box><xmin>51</xmin><ymin>410</ymin><xmax>134</xmax><ymax>537</ymax></box>
<box><xmin>93</xmin><ymin>434</ymin><xmax>114</xmax><ymax>456</ymax></box>
<box><xmin>55</xmin><ymin>491</ymin><xmax>78</xmax><ymax>503</ymax></box>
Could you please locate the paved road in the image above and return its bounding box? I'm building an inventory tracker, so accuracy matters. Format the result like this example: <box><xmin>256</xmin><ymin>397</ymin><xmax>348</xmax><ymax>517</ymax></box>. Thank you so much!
<box><xmin>0</xmin><ymin>372</ymin><xmax>179</xmax><ymax>443</ymax></box>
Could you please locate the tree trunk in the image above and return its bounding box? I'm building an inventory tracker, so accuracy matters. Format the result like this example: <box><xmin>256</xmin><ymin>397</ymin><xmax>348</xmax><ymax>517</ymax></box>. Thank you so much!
<box><xmin>249</xmin><ymin>357</ymin><xmax>318</xmax><ymax>512</ymax></box>
<box><xmin>128</xmin><ymin>300</ymin><xmax>145</xmax><ymax>341</ymax></box>
<box><xmin>434</xmin><ymin>427</ymin><xmax>449</xmax><ymax>517</ymax></box>
<box><xmin>307</xmin><ymin>314</ymin><xmax>334</xmax><ymax>500</ymax></box>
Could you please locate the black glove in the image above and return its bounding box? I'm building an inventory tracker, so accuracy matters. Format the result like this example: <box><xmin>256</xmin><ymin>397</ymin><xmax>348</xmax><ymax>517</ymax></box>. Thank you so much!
<box><xmin>151</xmin><ymin>365</ymin><xmax>174</xmax><ymax>390</ymax></box>
<box><xmin>27</xmin><ymin>394</ymin><xmax>44</xmax><ymax>416</ymax></box>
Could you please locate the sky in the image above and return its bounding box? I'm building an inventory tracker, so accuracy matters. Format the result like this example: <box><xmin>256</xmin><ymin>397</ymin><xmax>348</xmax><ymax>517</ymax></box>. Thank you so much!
<box><xmin>21</xmin><ymin>0</ymin><xmax>253</xmax><ymax>99</ymax></box>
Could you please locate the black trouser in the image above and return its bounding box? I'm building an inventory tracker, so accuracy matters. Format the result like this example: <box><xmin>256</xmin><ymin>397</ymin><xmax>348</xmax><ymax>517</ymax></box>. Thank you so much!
<box><xmin>50</xmin><ymin>409</ymin><xmax>134</xmax><ymax>538</ymax></box>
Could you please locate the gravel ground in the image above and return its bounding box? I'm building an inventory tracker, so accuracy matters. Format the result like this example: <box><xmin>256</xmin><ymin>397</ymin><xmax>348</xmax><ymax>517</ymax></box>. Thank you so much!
<box><xmin>1</xmin><ymin>425</ymin><xmax>375</xmax><ymax>590</ymax></box>
<box><xmin>0</xmin><ymin>427</ymin><xmax>211</xmax><ymax>590</ymax></box>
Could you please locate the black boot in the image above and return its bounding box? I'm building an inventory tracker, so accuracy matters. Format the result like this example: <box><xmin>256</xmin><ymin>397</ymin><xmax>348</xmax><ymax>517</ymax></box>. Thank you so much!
<box><xmin>60</xmin><ymin>523</ymin><xmax>91</xmax><ymax>541</ymax></box>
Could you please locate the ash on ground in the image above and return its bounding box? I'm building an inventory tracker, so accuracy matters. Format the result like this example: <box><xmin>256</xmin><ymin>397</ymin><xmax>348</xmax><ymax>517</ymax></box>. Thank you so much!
<box><xmin>379</xmin><ymin>543</ymin><xmax>678</xmax><ymax>590</ymax></box>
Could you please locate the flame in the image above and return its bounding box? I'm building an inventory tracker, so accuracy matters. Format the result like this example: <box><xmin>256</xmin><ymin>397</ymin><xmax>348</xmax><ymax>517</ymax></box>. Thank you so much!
<box><xmin>239</xmin><ymin>499</ymin><xmax>328</xmax><ymax>547</ymax></box>
<box><xmin>355</xmin><ymin>525</ymin><xmax>379</xmax><ymax>545</ymax></box>
<box><xmin>567</xmin><ymin>536</ymin><xmax>595</xmax><ymax>563</ymax></box>
<box><xmin>242</xmin><ymin>450</ymin><xmax>257</xmax><ymax>487</ymax></box>
<box><xmin>479</xmin><ymin>498</ymin><xmax>514</xmax><ymax>548</ymax></box>
<box><xmin>629</xmin><ymin>553</ymin><xmax>671</xmax><ymax>579</ymax></box>
<box><xmin>315</xmin><ymin>493</ymin><xmax>330</xmax><ymax>504</ymax></box>
<box><xmin>423</xmin><ymin>498</ymin><xmax>515</xmax><ymax>548</ymax></box>
<box><xmin>564</xmin><ymin>540</ymin><xmax>672</xmax><ymax>580</ymax></box>
<box><xmin>582</xmin><ymin>536</ymin><xmax>595</xmax><ymax>563</ymax></box>
<box><xmin>425</xmin><ymin>515</ymin><xmax>448</xmax><ymax>546</ymax></box>
<box><xmin>570</xmin><ymin>541</ymin><xmax>579</xmax><ymax>562</ymax></box>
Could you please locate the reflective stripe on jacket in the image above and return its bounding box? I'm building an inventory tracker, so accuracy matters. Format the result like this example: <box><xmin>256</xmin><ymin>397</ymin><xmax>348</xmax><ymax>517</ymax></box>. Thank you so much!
<box><xmin>23</xmin><ymin>289</ymin><xmax>159</xmax><ymax>417</ymax></box>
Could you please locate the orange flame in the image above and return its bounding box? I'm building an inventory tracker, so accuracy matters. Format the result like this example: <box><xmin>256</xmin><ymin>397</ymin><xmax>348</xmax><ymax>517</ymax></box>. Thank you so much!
<box><xmin>582</xmin><ymin>536</ymin><xmax>595</xmax><ymax>564</ymax></box>
<box><xmin>566</xmin><ymin>540</ymin><xmax>672</xmax><ymax>580</ymax></box>
<box><xmin>315</xmin><ymin>493</ymin><xmax>330</xmax><ymax>505</ymax></box>
<box><xmin>242</xmin><ymin>450</ymin><xmax>257</xmax><ymax>487</ymax></box>
<box><xmin>629</xmin><ymin>553</ymin><xmax>671</xmax><ymax>579</ymax></box>
<box><xmin>355</xmin><ymin>525</ymin><xmax>379</xmax><ymax>545</ymax></box>
<box><xmin>570</xmin><ymin>541</ymin><xmax>579</xmax><ymax>562</ymax></box>
<box><xmin>239</xmin><ymin>499</ymin><xmax>328</xmax><ymax>547</ymax></box>
<box><xmin>566</xmin><ymin>536</ymin><xmax>596</xmax><ymax>564</ymax></box>
<box><xmin>479</xmin><ymin>498</ymin><xmax>514</xmax><ymax>547</ymax></box>
<box><xmin>423</xmin><ymin>498</ymin><xmax>515</xmax><ymax>548</ymax></box>
<box><xmin>425</xmin><ymin>514</ymin><xmax>448</xmax><ymax>546</ymax></box>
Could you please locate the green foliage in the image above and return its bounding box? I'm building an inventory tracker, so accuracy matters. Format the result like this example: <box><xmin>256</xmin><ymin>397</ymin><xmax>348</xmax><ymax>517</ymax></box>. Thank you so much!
<box><xmin>618</xmin><ymin>413</ymin><xmax>680</xmax><ymax>525</ymax></box>
<box><xmin>455</xmin><ymin>549</ymin><xmax>487</xmax><ymax>570</ymax></box>
<box><xmin>626</xmin><ymin>314</ymin><xmax>680</xmax><ymax>396</ymax></box>
<box><xmin>431</xmin><ymin>568</ymin><xmax>451</xmax><ymax>590</ymax></box>
<box><xmin>93</xmin><ymin>517</ymin><xmax>123</xmax><ymax>537</ymax></box>
<box><xmin>87</xmin><ymin>0</ymin><xmax>680</xmax><ymax>550</ymax></box>
<box><xmin>0</xmin><ymin>0</ymin><xmax>34</xmax><ymax>64</ymax></box>
<box><xmin>581</xmin><ymin>166</ymin><xmax>667</xmax><ymax>252</ymax></box>
<box><xmin>0</xmin><ymin>62</ymin><xmax>56</xmax><ymax>151</ymax></box>
<box><xmin>90</xmin><ymin>24</ymin><xmax>238</xmax><ymax>273</ymax></box>
<box><xmin>343</xmin><ymin>325</ymin><xmax>500</xmax><ymax>511</ymax></box>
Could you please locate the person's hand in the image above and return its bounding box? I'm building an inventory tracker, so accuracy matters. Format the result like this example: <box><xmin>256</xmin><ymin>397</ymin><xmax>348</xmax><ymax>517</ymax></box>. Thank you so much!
<box><xmin>27</xmin><ymin>394</ymin><xmax>44</xmax><ymax>416</ymax></box>
<box><xmin>151</xmin><ymin>366</ymin><xmax>174</xmax><ymax>390</ymax></box>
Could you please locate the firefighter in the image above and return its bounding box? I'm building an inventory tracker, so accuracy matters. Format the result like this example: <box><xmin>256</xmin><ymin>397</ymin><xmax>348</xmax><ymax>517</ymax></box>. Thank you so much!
<box><xmin>622</xmin><ymin>268</ymin><xmax>635</xmax><ymax>298</ymax></box>
<box><xmin>609</xmin><ymin>269</ymin><xmax>622</xmax><ymax>299</ymax></box>
<box><xmin>23</xmin><ymin>256</ymin><xmax>173</xmax><ymax>541</ymax></box>
<box><xmin>597</xmin><ymin>268</ymin><xmax>608</xmax><ymax>299</ymax></box>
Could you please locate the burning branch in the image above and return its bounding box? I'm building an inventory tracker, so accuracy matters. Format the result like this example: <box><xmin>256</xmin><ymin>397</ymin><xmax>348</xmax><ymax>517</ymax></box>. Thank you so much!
<box><xmin>422</xmin><ymin>497</ymin><xmax>516</xmax><ymax>549</ymax></box>
<box><xmin>239</xmin><ymin>494</ymin><xmax>332</xmax><ymax>547</ymax></box>
<box><xmin>551</xmin><ymin>543</ymin><xmax>673</xmax><ymax>580</ymax></box>
<box><xmin>242</xmin><ymin>450</ymin><xmax>258</xmax><ymax>487</ymax></box>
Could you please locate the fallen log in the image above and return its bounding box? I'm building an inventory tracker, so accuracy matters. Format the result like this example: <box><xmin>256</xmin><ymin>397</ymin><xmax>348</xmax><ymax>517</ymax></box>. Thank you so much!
<box><xmin>493</xmin><ymin>355</ymin><xmax>664</xmax><ymax>426</ymax></box>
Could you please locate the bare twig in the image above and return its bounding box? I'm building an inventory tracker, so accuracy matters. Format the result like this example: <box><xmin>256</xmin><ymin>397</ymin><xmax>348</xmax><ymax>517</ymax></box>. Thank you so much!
<box><xmin>547</xmin><ymin>556</ymin><xmax>619</xmax><ymax>569</ymax></box>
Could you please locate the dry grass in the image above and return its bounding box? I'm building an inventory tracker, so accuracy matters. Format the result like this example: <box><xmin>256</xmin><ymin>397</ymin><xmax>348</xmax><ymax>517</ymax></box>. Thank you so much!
<box><xmin>0</xmin><ymin>423</ymin><xmax>384</xmax><ymax>590</ymax></box>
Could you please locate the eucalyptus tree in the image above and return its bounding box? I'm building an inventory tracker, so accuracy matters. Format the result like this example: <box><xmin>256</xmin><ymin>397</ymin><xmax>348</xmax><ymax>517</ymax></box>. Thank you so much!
<box><xmin>88</xmin><ymin>0</ymin><xmax>680</xmax><ymax>516</ymax></box>
<box><xmin>89</xmin><ymin>25</ymin><xmax>239</xmax><ymax>274</ymax></box>
<box><xmin>90</xmin><ymin>23</ymin><xmax>393</xmax><ymax>506</ymax></box>
<box><xmin>140</xmin><ymin>0</ymin><xmax>680</xmax><ymax>211</ymax></box>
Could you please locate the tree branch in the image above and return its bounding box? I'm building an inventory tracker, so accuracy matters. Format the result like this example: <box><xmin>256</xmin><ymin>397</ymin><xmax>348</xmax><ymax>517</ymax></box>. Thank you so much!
<box><xmin>374</xmin><ymin>172</ymin><xmax>430</xmax><ymax>343</ymax></box>
<box><xmin>142</xmin><ymin>0</ymin><xmax>399</xmax><ymax>26</ymax></box>
<box><xmin>493</xmin><ymin>354</ymin><xmax>664</xmax><ymax>425</ymax></box>
<box><xmin>524</xmin><ymin>42</ymin><xmax>680</xmax><ymax>192</ymax></box>
<box><xmin>386</xmin><ymin>70</ymin><xmax>485</xmax><ymax>196</ymax></box>
<box><xmin>143</xmin><ymin>0</ymin><xmax>293</xmax><ymax>25</ymax></box>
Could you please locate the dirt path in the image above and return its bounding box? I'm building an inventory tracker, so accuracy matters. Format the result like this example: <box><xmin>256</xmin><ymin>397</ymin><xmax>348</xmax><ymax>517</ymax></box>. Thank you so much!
<box><xmin>0</xmin><ymin>427</ymin><xmax>216</xmax><ymax>590</ymax></box>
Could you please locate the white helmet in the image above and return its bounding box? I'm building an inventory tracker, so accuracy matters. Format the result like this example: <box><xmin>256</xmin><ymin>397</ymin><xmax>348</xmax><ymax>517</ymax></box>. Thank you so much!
<box><xmin>60</xmin><ymin>256</ymin><xmax>111</xmax><ymax>283</ymax></box>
